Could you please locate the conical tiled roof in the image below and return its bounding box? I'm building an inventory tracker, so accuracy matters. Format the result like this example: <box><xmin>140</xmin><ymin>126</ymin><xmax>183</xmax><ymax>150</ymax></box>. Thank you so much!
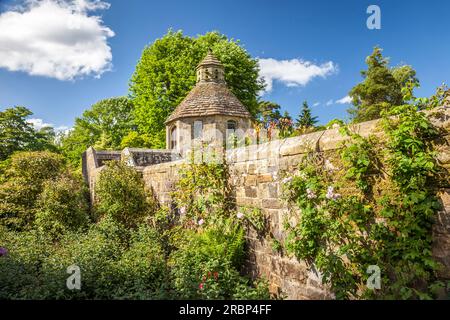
<box><xmin>165</xmin><ymin>52</ymin><xmax>251</xmax><ymax>124</ymax></box>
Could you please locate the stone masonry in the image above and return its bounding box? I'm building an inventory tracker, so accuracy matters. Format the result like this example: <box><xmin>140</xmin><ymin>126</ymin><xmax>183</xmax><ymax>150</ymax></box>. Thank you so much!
<box><xmin>138</xmin><ymin>107</ymin><xmax>450</xmax><ymax>299</ymax></box>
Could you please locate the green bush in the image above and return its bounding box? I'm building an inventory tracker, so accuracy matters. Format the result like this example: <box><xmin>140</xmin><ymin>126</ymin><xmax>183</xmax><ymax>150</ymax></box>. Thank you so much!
<box><xmin>0</xmin><ymin>151</ymin><xmax>66</xmax><ymax>230</ymax></box>
<box><xmin>169</xmin><ymin>218</ymin><xmax>269</xmax><ymax>299</ymax></box>
<box><xmin>35</xmin><ymin>173</ymin><xmax>90</xmax><ymax>239</ymax></box>
<box><xmin>94</xmin><ymin>161</ymin><xmax>150</xmax><ymax>228</ymax></box>
<box><xmin>0</xmin><ymin>219</ymin><xmax>169</xmax><ymax>299</ymax></box>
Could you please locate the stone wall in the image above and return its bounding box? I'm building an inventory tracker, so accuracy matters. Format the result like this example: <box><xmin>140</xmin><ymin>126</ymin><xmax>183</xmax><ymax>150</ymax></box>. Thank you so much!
<box><xmin>142</xmin><ymin>107</ymin><xmax>450</xmax><ymax>299</ymax></box>
<box><xmin>82</xmin><ymin>147</ymin><xmax>179</xmax><ymax>201</ymax></box>
<box><xmin>82</xmin><ymin>108</ymin><xmax>450</xmax><ymax>299</ymax></box>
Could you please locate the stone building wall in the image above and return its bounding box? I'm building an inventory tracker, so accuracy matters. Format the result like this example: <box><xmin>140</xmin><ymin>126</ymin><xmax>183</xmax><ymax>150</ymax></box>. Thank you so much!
<box><xmin>142</xmin><ymin>107</ymin><xmax>450</xmax><ymax>299</ymax></box>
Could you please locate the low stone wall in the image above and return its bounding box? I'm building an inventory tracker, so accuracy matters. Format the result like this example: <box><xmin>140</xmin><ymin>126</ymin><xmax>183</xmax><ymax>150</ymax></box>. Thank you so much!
<box><xmin>142</xmin><ymin>107</ymin><xmax>450</xmax><ymax>299</ymax></box>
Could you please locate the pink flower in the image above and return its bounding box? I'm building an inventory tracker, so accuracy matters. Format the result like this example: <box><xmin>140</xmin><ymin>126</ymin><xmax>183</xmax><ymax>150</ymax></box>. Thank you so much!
<box><xmin>326</xmin><ymin>186</ymin><xmax>341</xmax><ymax>200</ymax></box>
<box><xmin>179</xmin><ymin>206</ymin><xmax>186</xmax><ymax>215</ymax></box>
<box><xmin>236</xmin><ymin>212</ymin><xmax>244</xmax><ymax>219</ymax></box>
<box><xmin>306</xmin><ymin>188</ymin><xmax>316</xmax><ymax>199</ymax></box>
<box><xmin>199</xmin><ymin>283</ymin><xmax>204</xmax><ymax>290</ymax></box>
<box><xmin>198</xmin><ymin>219</ymin><xmax>205</xmax><ymax>226</ymax></box>
<box><xmin>282</xmin><ymin>176</ymin><xmax>293</xmax><ymax>184</ymax></box>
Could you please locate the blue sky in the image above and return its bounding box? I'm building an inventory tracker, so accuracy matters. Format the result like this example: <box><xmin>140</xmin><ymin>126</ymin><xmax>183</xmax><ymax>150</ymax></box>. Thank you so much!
<box><xmin>0</xmin><ymin>0</ymin><xmax>449</xmax><ymax>130</ymax></box>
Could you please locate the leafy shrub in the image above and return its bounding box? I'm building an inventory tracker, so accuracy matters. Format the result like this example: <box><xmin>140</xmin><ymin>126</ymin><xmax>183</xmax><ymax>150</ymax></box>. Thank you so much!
<box><xmin>35</xmin><ymin>172</ymin><xmax>90</xmax><ymax>239</ymax></box>
<box><xmin>94</xmin><ymin>161</ymin><xmax>150</xmax><ymax>228</ymax></box>
<box><xmin>169</xmin><ymin>218</ymin><xmax>269</xmax><ymax>299</ymax></box>
<box><xmin>0</xmin><ymin>151</ymin><xmax>66</xmax><ymax>230</ymax></box>
<box><xmin>0</xmin><ymin>219</ymin><xmax>169</xmax><ymax>299</ymax></box>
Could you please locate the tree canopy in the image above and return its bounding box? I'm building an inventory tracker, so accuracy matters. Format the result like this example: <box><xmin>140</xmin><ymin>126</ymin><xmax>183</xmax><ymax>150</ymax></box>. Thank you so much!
<box><xmin>0</xmin><ymin>107</ymin><xmax>56</xmax><ymax>161</ymax></box>
<box><xmin>60</xmin><ymin>97</ymin><xmax>135</xmax><ymax>166</ymax></box>
<box><xmin>129</xmin><ymin>30</ymin><xmax>265</xmax><ymax>148</ymax></box>
<box><xmin>348</xmin><ymin>47</ymin><xmax>419</xmax><ymax>122</ymax></box>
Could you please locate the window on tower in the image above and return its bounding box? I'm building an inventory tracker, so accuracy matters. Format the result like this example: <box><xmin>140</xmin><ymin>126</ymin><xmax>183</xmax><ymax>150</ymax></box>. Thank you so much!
<box><xmin>193</xmin><ymin>120</ymin><xmax>203</xmax><ymax>140</ymax></box>
<box><xmin>170</xmin><ymin>126</ymin><xmax>177</xmax><ymax>150</ymax></box>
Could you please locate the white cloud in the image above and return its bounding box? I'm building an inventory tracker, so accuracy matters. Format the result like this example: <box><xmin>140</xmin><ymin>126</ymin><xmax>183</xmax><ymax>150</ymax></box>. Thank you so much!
<box><xmin>27</xmin><ymin>118</ymin><xmax>53</xmax><ymax>130</ymax></box>
<box><xmin>336</xmin><ymin>95</ymin><xmax>352</xmax><ymax>104</ymax></box>
<box><xmin>27</xmin><ymin>118</ymin><xmax>70</xmax><ymax>133</ymax></box>
<box><xmin>0</xmin><ymin>0</ymin><xmax>114</xmax><ymax>80</ymax></box>
<box><xmin>313</xmin><ymin>102</ymin><xmax>320</xmax><ymax>107</ymax></box>
<box><xmin>326</xmin><ymin>100</ymin><xmax>333</xmax><ymax>106</ymax></box>
<box><xmin>258</xmin><ymin>58</ymin><xmax>337</xmax><ymax>93</ymax></box>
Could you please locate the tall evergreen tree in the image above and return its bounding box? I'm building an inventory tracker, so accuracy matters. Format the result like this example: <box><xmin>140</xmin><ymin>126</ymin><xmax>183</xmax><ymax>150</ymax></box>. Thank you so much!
<box><xmin>296</xmin><ymin>101</ymin><xmax>318</xmax><ymax>128</ymax></box>
<box><xmin>348</xmin><ymin>47</ymin><xmax>419</xmax><ymax>122</ymax></box>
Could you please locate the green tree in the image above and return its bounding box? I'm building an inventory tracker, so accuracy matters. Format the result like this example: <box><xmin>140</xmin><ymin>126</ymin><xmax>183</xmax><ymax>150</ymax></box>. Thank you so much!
<box><xmin>258</xmin><ymin>101</ymin><xmax>282</xmax><ymax>128</ymax></box>
<box><xmin>296</xmin><ymin>101</ymin><xmax>318</xmax><ymax>128</ymax></box>
<box><xmin>94</xmin><ymin>161</ymin><xmax>151</xmax><ymax>228</ymax></box>
<box><xmin>129</xmin><ymin>30</ymin><xmax>265</xmax><ymax>148</ymax></box>
<box><xmin>0</xmin><ymin>151</ymin><xmax>66</xmax><ymax>230</ymax></box>
<box><xmin>348</xmin><ymin>47</ymin><xmax>419</xmax><ymax>122</ymax></box>
<box><xmin>60</xmin><ymin>97</ymin><xmax>134</xmax><ymax>166</ymax></box>
<box><xmin>35</xmin><ymin>172</ymin><xmax>90</xmax><ymax>239</ymax></box>
<box><xmin>0</xmin><ymin>107</ymin><xmax>57</xmax><ymax>161</ymax></box>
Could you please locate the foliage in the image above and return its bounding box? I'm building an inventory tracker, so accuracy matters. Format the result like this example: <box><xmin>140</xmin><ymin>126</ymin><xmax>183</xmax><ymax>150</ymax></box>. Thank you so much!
<box><xmin>129</xmin><ymin>30</ymin><xmax>264</xmax><ymax>148</ymax></box>
<box><xmin>0</xmin><ymin>151</ymin><xmax>66</xmax><ymax>230</ymax></box>
<box><xmin>168</xmin><ymin>217</ymin><xmax>268</xmax><ymax>299</ymax></box>
<box><xmin>259</xmin><ymin>101</ymin><xmax>282</xmax><ymax>128</ymax></box>
<box><xmin>296</xmin><ymin>101</ymin><xmax>318</xmax><ymax>129</ymax></box>
<box><xmin>169</xmin><ymin>158</ymin><xmax>270</xmax><ymax>299</ymax></box>
<box><xmin>282</xmin><ymin>102</ymin><xmax>446</xmax><ymax>299</ymax></box>
<box><xmin>348</xmin><ymin>47</ymin><xmax>419</xmax><ymax>122</ymax></box>
<box><xmin>172</xmin><ymin>157</ymin><xmax>233</xmax><ymax>224</ymax></box>
<box><xmin>94</xmin><ymin>160</ymin><xmax>151</xmax><ymax>228</ymax></box>
<box><xmin>35</xmin><ymin>172</ymin><xmax>90</xmax><ymax>239</ymax></box>
<box><xmin>60</xmin><ymin>97</ymin><xmax>134</xmax><ymax>167</ymax></box>
<box><xmin>0</xmin><ymin>107</ymin><xmax>57</xmax><ymax>161</ymax></box>
<box><xmin>0</xmin><ymin>219</ymin><xmax>168</xmax><ymax>299</ymax></box>
<box><xmin>120</xmin><ymin>131</ymin><xmax>153</xmax><ymax>149</ymax></box>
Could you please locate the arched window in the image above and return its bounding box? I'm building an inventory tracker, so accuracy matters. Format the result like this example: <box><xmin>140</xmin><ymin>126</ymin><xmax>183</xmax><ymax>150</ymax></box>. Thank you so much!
<box><xmin>193</xmin><ymin>120</ymin><xmax>203</xmax><ymax>140</ymax></box>
<box><xmin>170</xmin><ymin>126</ymin><xmax>177</xmax><ymax>150</ymax></box>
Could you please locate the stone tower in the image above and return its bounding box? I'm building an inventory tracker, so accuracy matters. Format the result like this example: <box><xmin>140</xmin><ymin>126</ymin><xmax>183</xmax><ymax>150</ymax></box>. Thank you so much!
<box><xmin>165</xmin><ymin>51</ymin><xmax>253</xmax><ymax>157</ymax></box>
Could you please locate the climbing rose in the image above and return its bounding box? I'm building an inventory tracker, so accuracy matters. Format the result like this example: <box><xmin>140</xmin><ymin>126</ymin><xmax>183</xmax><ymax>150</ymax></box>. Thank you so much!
<box><xmin>306</xmin><ymin>188</ymin><xmax>316</xmax><ymax>199</ymax></box>
<box><xmin>326</xmin><ymin>186</ymin><xmax>341</xmax><ymax>200</ymax></box>
<box><xmin>282</xmin><ymin>176</ymin><xmax>293</xmax><ymax>184</ymax></box>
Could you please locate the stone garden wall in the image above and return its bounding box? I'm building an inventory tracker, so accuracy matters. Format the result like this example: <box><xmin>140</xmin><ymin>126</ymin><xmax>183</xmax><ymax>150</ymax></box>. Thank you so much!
<box><xmin>84</xmin><ymin>107</ymin><xmax>450</xmax><ymax>299</ymax></box>
<box><xmin>142</xmin><ymin>107</ymin><xmax>450</xmax><ymax>299</ymax></box>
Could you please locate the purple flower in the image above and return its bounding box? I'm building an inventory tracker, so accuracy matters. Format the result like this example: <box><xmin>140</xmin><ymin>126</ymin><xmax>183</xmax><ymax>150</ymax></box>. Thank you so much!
<box><xmin>236</xmin><ymin>212</ymin><xmax>244</xmax><ymax>219</ymax></box>
<box><xmin>0</xmin><ymin>247</ymin><xmax>8</xmax><ymax>257</ymax></box>
<box><xmin>198</xmin><ymin>219</ymin><xmax>205</xmax><ymax>226</ymax></box>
